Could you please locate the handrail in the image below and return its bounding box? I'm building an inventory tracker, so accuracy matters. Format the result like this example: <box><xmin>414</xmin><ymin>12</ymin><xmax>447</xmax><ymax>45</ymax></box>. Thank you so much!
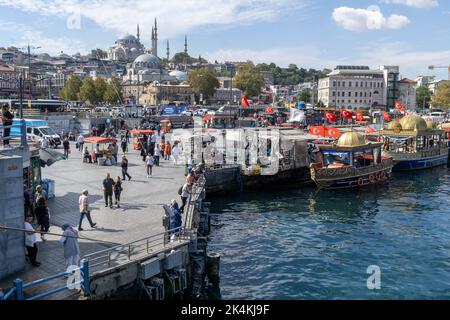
<box><xmin>0</xmin><ymin>120</ymin><xmax>27</xmax><ymax>145</ymax></box>
<box><xmin>0</xmin><ymin>259</ymin><xmax>90</xmax><ymax>300</ymax></box>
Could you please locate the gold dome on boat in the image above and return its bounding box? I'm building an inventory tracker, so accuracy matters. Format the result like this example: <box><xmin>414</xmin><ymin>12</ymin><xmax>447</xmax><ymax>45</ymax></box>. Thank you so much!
<box><xmin>399</xmin><ymin>114</ymin><xmax>428</xmax><ymax>131</ymax></box>
<box><xmin>387</xmin><ymin>120</ymin><xmax>402</xmax><ymax>131</ymax></box>
<box><xmin>337</xmin><ymin>132</ymin><xmax>367</xmax><ymax>147</ymax></box>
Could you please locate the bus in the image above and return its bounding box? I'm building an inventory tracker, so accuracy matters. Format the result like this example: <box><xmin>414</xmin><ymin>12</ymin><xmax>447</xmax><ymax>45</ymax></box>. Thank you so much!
<box><xmin>0</xmin><ymin>99</ymin><xmax>69</xmax><ymax>113</ymax></box>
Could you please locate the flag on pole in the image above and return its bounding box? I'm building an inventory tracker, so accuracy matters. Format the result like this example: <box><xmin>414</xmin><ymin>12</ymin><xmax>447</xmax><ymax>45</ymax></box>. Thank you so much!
<box><xmin>241</xmin><ymin>96</ymin><xmax>250</xmax><ymax>107</ymax></box>
<box><xmin>325</xmin><ymin>111</ymin><xmax>337</xmax><ymax>122</ymax></box>
<box><xmin>341</xmin><ymin>109</ymin><xmax>353</xmax><ymax>120</ymax></box>
<box><xmin>382</xmin><ymin>112</ymin><xmax>391</xmax><ymax>122</ymax></box>
<box><xmin>356</xmin><ymin>112</ymin><xmax>364</xmax><ymax>122</ymax></box>
<box><xmin>395</xmin><ymin>102</ymin><xmax>405</xmax><ymax>111</ymax></box>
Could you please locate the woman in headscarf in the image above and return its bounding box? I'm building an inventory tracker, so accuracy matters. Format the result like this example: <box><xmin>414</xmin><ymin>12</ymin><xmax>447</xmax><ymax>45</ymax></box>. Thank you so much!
<box><xmin>59</xmin><ymin>224</ymin><xmax>80</xmax><ymax>269</ymax></box>
<box><xmin>162</xmin><ymin>200</ymin><xmax>182</xmax><ymax>242</ymax></box>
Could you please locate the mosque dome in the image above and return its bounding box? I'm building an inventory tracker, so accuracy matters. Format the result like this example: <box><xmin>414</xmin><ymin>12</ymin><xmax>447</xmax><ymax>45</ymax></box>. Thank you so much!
<box><xmin>337</xmin><ymin>132</ymin><xmax>367</xmax><ymax>148</ymax></box>
<box><xmin>133</xmin><ymin>54</ymin><xmax>161</xmax><ymax>69</ymax></box>
<box><xmin>399</xmin><ymin>114</ymin><xmax>428</xmax><ymax>131</ymax></box>
<box><xmin>387</xmin><ymin>120</ymin><xmax>402</xmax><ymax>131</ymax></box>
<box><xmin>118</xmin><ymin>34</ymin><xmax>137</xmax><ymax>42</ymax></box>
<box><xmin>169</xmin><ymin>70</ymin><xmax>188</xmax><ymax>81</ymax></box>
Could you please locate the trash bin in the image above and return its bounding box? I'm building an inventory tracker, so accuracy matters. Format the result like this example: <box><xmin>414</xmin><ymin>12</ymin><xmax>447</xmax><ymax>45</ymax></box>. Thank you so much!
<box><xmin>41</xmin><ymin>179</ymin><xmax>55</xmax><ymax>199</ymax></box>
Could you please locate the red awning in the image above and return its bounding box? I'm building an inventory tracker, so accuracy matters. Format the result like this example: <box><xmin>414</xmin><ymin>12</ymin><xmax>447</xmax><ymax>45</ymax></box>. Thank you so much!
<box><xmin>130</xmin><ymin>129</ymin><xmax>153</xmax><ymax>135</ymax></box>
<box><xmin>84</xmin><ymin>136</ymin><xmax>117</xmax><ymax>144</ymax></box>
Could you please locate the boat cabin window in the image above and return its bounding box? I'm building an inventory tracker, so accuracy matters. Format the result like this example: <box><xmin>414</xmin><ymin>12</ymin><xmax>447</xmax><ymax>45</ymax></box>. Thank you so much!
<box><xmin>383</xmin><ymin>136</ymin><xmax>414</xmax><ymax>153</ymax></box>
<box><xmin>353</xmin><ymin>149</ymin><xmax>375</xmax><ymax>168</ymax></box>
<box><xmin>323</xmin><ymin>151</ymin><xmax>350</xmax><ymax>167</ymax></box>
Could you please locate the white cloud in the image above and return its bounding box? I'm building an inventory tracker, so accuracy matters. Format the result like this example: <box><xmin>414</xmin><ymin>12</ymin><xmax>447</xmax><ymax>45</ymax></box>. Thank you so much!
<box><xmin>380</xmin><ymin>0</ymin><xmax>438</xmax><ymax>9</ymax></box>
<box><xmin>0</xmin><ymin>19</ymin><xmax>88</xmax><ymax>55</ymax></box>
<box><xmin>0</xmin><ymin>0</ymin><xmax>310</xmax><ymax>38</ymax></box>
<box><xmin>332</xmin><ymin>5</ymin><xmax>410</xmax><ymax>31</ymax></box>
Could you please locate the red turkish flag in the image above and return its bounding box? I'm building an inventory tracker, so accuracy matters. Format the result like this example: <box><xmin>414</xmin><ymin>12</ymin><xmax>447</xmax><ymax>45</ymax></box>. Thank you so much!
<box><xmin>383</xmin><ymin>112</ymin><xmax>391</xmax><ymax>122</ymax></box>
<box><xmin>308</xmin><ymin>126</ymin><xmax>325</xmax><ymax>136</ymax></box>
<box><xmin>325</xmin><ymin>126</ymin><xmax>341</xmax><ymax>138</ymax></box>
<box><xmin>356</xmin><ymin>112</ymin><xmax>364</xmax><ymax>122</ymax></box>
<box><xmin>341</xmin><ymin>109</ymin><xmax>353</xmax><ymax>120</ymax></box>
<box><xmin>241</xmin><ymin>96</ymin><xmax>250</xmax><ymax>107</ymax></box>
<box><xmin>325</xmin><ymin>112</ymin><xmax>337</xmax><ymax>122</ymax></box>
<box><xmin>395</xmin><ymin>102</ymin><xmax>405</xmax><ymax>111</ymax></box>
<box><xmin>265</xmin><ymin>107</ymin><xmax>274</xmax><ymax>114</ymax></box>
<box><xmin>366</xmin><ymin>126</ymin><xmax>376</xmax><ymax>133</ymax></box>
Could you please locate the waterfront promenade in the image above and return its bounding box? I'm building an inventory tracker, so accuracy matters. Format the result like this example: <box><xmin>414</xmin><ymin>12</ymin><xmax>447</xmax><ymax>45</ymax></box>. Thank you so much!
<box><xmin>0</xmin><ymin>137</ymin><xmax>186</xmax><ymax>299</ymax></box>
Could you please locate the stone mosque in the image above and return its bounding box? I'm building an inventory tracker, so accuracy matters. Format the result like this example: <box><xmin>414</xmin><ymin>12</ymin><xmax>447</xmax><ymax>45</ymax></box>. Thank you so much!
<box><xmin>110</xmin><ymin>18</ymin><xmax>187</xmax><ymax>84</ymax></box>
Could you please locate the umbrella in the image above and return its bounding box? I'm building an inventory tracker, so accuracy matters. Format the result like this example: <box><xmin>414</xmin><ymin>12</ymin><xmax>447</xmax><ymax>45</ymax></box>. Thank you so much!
<box><xmin>39</xmin><ymin>148</ymin><xmax>67</xmax><ymax>167</ymax></box>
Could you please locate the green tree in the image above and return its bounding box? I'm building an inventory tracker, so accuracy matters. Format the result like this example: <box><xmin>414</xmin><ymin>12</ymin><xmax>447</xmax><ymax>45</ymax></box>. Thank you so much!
<box><xmin>172</xmin><ymin>52</ymin><xmax>192</xmax><ymax>64</ymax></box>
<box><xmin>91</xmin><ymin>48</ymin><xmax>107</xmax><ymax>59</ymax></box>
<box><xmin>60</xmin><ymin>75</ymin><xmax>83</xmax><ymax>101</ymax></box>
<box><xmin>296</xmin><ymin>90</ymin><xmax>312</xmax><ymax>103</ymax></box>
<box><xmin>188</xmin><ymin>68</ymin><xmax>220</xmax><ymax>102</ymax></box>
<box><xmin>93</xmin><ymin>77</ymin><xmax>107</xmax><ymax>103</ymax></box>
<box><xmin>416</xmin><ymin>86</ymin><xmax>433</xmax><ymax>110</ymax></box>
<box><xmin>104</xmin><ymin>77</ymin><xmax>122</xmax><ymax>103</ymax></box>
<box><xmin>431</xmin><ymin>81</ymin><xmax>450</xmax><ymax>110</ymax></box>
<box><xmin>78</xmin><ymin>77</ymin><xmax>97</xmax><ymax>104</ymax></box>
<box><xmin>234</xmin><ymin>61</ymin><xmax>265</xmax><ymax>97</ymax></box>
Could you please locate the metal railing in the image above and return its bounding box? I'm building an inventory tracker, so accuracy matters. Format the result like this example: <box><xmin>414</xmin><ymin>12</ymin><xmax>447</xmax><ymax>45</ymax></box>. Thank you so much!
<box><xmin>83</xmin><ymin>227</ymin><xmax>188</xmax><ymax>274</ymax></box>
<box><xmin>0</xmin><ymin>259</ymin><xmax>90</xmax><ymax>300</ymax></box>
<box><xmin>0</xmin><ymin>120</ymin><xmax>27</xmax><ymax>146</ymax></box>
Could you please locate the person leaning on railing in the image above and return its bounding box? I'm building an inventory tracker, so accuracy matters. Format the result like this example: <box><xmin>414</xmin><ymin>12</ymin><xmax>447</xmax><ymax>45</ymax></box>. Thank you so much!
<box><xmin>2</xmin><ymin>104</ymin><xmax>14</xmax><ymax>146</ymax></box>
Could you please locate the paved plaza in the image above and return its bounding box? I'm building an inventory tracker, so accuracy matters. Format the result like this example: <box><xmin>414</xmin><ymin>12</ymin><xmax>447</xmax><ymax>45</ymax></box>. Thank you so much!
<box><xmin>0</xmin><ymin>133</ymin><xmax>186</xmax><ymax>299</ymax></box>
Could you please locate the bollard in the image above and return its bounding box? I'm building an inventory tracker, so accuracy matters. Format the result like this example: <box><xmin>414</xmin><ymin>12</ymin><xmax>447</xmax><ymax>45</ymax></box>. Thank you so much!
<box><xmin>205</xmin><ymin>252</ymin><xmax>220</xmax><ymax>285</ymax></box>
<box><xmin>80</xmin><ymin>259</ymin><xmax>91</xmax><ymax>297</ymax></box>
<box><xmin>14</xmin><ymin>279</ymin><xmax>24</xmax><ymax>300</ymax></box>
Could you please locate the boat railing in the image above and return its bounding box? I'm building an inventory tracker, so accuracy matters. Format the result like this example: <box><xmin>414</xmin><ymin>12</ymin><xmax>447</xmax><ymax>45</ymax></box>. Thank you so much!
<box><xmin>313</xmin><ymin>159</ymin><xmax>393</xmax><ymax>178</ymax></box>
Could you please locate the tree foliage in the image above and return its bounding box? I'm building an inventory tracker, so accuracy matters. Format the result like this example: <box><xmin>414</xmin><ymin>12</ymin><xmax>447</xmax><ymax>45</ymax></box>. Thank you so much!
<box><xmin>256</xmin><ymin>62</ymin><xmax>330</xmax><ymax>86</ymax></box>
<box><xmin>188</xmin><ymin>68</ymin><xmax>219</xmax><ymax>102</ymax></box>
<box><xmin>93</xmin><ymin>77</ymin><xmax>107</xmax><ymax>103</ymax></box>
<box><xmin>60</xmin><ymin>75</ymin><xmax>82</xmax><ymax>101</ymax></box>
<box><xmin>104</xmin><ymin>77</ymin><xmax>122</xmax><ymax>103</ymax></box>
<box><xmin>431</xmin><ymin>81</ymin><xmax>450</xmax><ymax>111</ymax></box>
<box><xmin>234</xmin><ymin>62</ymin><xmax>265</xmax><ymax>97</ymax></box>
<box><xmin>78</xmin><ymin>77</ymin><xmax>97</xmax><ymax>104</ymax></box>
<box><xmin>296</xmin><ymin>90</ymin><xmax>312</xmax><ymax>103</ymax></box>
<box><xmin>416</xmin><ymin>86</ymin><xmax>433</xmax><ymax>109</ymax></box>
<box><xmin>91</xmin><ymin>48</ymin><xmax>107</xmax><ymax>59</ymax></box>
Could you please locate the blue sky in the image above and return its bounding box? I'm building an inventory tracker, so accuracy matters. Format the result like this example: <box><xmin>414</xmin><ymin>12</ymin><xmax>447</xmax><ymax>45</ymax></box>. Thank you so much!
<box><xmin>0</xmin><ymin>0</ymin><xmax>449</xmax><ymax>79</ymax></box>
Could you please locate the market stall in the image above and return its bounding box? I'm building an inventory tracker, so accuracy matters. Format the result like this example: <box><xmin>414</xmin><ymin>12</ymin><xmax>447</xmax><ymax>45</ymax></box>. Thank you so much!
<box><xmin>130</xmin><ymin>129</ymin><xmax>154</xmax><ymax>150</ymax></box>
<box><xmin>84</xmin><ymin>136</ymin><xmax>118</xmax><ymax>166</ymax></box>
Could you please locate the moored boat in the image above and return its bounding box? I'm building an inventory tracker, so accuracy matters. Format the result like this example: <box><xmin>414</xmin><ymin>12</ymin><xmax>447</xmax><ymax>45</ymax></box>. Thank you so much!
<box><xmin>310</xmin><ymin>131</ymin><xmax>394</xmax><ymax>190</ymax></box>
<box><xmin>380</xmin><ymin>114</ymin><xmax>449</xmax><ymax>171</ymax></box>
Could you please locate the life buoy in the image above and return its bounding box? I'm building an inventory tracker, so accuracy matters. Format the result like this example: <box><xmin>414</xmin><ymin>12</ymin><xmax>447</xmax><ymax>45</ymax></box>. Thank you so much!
<box><xmin>380</xmin><ymin>171</ymin><xmax>386</xmax><ymax>180</ymax></box>
<box><xmin>357</xmin><ymin>177</ymin><xmax>364</xmax><ymax>186</ymax></box>
<box><xmin>369</xmin><ymin>175</ymin><xmax>376</xmax><ymax>183</ymax></box>
<box><xmin>376</xmin><ymin>171</ymin><xmax>382</xmax><ymax>181</ymax></box>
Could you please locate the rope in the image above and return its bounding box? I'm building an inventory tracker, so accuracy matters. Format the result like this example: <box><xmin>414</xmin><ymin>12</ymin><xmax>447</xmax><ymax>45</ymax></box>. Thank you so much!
<box><xmin>0</xmin><ymin>225</ymin><xmax>121</xmax><ymax>246</ymax></box>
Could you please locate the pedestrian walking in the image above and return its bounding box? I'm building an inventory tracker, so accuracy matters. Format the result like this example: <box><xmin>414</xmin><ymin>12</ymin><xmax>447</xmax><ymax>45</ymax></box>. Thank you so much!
<box><xmin>2</xmin><ymin>104</ymin><xmax>14</xmax><ymax>147</ymax></box>
<box><xmin>172</xmin><ymin>142</ymin><xmax>181</xmax><ymax>165</ymax></box>
<box><xmin>164</xmin><ymin>142</ymin><xmax>172</xmax><ymax>160</ymax></box>
<box><xmin>24</xmin><ymin>216</ymin><xmax>40</xmax><ymax>267</ymax></box>
<box><xmin>59</xmin><ymin>224</ymin><xmax>80</xmax><ymax>268</ymax></box>
<box><xmin>63</xmin><ymin>137</ymin><xmax>70</xmax><ymax>159</ymax></box>
<box><xmin>24</xmin><ymin>186</ymin><xmax>34</xmax><ymax>220</ymax></box>
<box><xmin>77</xmin><ymin>134</ymin><xmax>85</xmax><ymax>152</ymax></box>
<box><xmin>140</xmin><ymin>143</ymin><xmax>147</xmax><ymax>162</ymax></box>
<box><xmin>156</xmin><ymin>123</ymin><xmax>161</xmax><ymax>136</ymax></box>
<box><xmin>145</xmin><ymin>152</ymin><xmax>154</xmax><ymax>178</ymax></box>
<box><xmin>179</xmin><ymin>183</ymin><xmax>191</xmax><ymax>213</ymax></box>
<box><xmin>114</xmin><ymin>176</ymin><xmax>123</xmax><ymax>208</ymax></box>
<box><xmin>35</xmin><ymin>185</ymin><xmax>48</xmax><ymax>209</ymax></box>
<box><xmin>35</xmin><ymin>196</ymin><xmax>50</xmax><ymax>241</ymax></box>
<box><xmin>162</xmin><ymin>200</ymin><xmax>182</xmax><ymax>242</ymax></box>
<box><xmin>154</xmin><ymin>144</ymin><xmax>161</xmax><ymax>166</ymax></box>
<box><xmin>121</xmin><ymin>155</ymin><xmax>131</xmax><ymax>180</ymax></box>
<box><xmin>102</xmin><ymin>173</ymin><xmax>115</xmax><ymax>208</ymax></box>
<box><xmin>121</xmin><ymin>137</ymin><xmax>128</xmax><ymax>154</ymax></box>
<box><xmin>78</xmin><ymin>189</ymin><xmax>96</xmax><ymax>231</ymax></box>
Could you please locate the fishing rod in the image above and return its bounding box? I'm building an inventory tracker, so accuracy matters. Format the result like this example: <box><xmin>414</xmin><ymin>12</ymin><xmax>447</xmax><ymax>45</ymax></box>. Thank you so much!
<box><xmin>0</xmin><ymin>225</ymin><xmax>121</xmax><ymax>246</ymax></box>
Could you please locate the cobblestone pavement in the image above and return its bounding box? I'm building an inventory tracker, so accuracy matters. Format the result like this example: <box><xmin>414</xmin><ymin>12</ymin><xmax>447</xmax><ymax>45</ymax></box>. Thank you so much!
<box><xmin>0</xmin><ymin>134</ymin><xmax>187</xmax><ymax>299</ymax></box>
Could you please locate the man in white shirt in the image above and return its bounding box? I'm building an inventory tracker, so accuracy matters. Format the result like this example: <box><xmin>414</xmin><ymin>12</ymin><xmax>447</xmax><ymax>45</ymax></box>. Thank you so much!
<box><xmin>146</xmin><ymin>153</ymin><xmax>154</xmax><ymax>178</ymax></box>
<box><xmin>24</xmin><ymin>216</ymin><xmax>40</xmax><ymax>267</ymax></box>
<box><xmin>78</xmin><ymin>190</ymin><xmax>96</xmax><ymax>231</ymax></box>
<box><xmin>77</xmin><ymin>134</ymin><xmax>85</xmax><ymax>152</ymax></box>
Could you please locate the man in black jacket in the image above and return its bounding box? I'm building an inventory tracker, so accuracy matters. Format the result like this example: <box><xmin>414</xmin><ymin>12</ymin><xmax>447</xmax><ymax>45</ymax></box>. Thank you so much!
<box><xmin>63</xmin><ymin>137</ymin><xmax>70</xmax><ymax>159</ymax></box>
<box><xmin>2</xmin><ymin>104</ymin><xmax>14</xmax><ymax>146</ymax></box>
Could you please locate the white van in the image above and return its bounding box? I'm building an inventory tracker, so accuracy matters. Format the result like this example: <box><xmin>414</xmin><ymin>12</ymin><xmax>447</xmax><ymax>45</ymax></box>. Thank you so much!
<box><xmin>13</xmin><ymin>119</ymin><xmax>62</xmax><ymax>147</ymax></box>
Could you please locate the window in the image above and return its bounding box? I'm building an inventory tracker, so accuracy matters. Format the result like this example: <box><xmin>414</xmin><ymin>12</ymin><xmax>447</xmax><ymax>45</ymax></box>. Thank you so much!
<box><xmin>337</xmin><ymin>81</ymin><xmax>341</xmax><ymax>87</ymax></box>
<box><xmin>342</xmin><ymin>81</ymin><xmax>346</xmax><ymax>87</ymax></box>
<box><xmin>349</xmin><ymin>81</ymin><xmax>352</xmax><ymax>87</ymax></box>
<box><xmin>364</xmin><ymin>92</ymin><xmax>367</xmax><ymax>97</ymax></box>
<box><xmin>355</xmin><ymin>82</ymin><xmax>358</xmax><ymax>87</ymax></box>
<box><xmin>333</xmin><ymin>81</ymin><xmax>336</xmax><ymax>87</ymax></box>
<box><xmin>332</xmin><ymin>91</ymin><xmax>336</xmax><ymax>97</ymax></box>
<box><xmin>355</xmin><ymin>100</ymin><xmax>358</xmax><ymax>103</ymax></box>
<box><xmin>337</xmin><ymin>92</ymin><xmax>340</xmax><ymax>97</ymax></box>
<box><xmin>348</xmin><ymin>92</ymin><xmax>351</xmax><ymax>97</ymax></box>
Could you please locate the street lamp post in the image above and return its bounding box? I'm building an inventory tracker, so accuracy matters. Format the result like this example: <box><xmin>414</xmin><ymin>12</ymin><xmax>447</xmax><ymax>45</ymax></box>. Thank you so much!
<box><xmin>21</xmin><ymin>44</ymin><xmax>41</xmax><ymax>99</ymax></box>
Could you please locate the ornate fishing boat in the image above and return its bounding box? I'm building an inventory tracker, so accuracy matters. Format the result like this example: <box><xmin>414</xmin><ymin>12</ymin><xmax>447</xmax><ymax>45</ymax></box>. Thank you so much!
<box><xmin>380</xmin><ymin>114</ymin><xmax>449</xmax><ymax>171</ymax></box>
<box><xmin>310</xmin><ymin>131</ymin><xmax>394</xmax><ymax>190</ymax></box>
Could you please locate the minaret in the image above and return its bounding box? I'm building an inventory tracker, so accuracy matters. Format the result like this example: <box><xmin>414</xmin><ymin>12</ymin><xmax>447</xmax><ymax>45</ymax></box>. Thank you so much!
<box><xmin>184</xmin><ymin>35</ymin><xmax>188</xmax><ymax>55</ymax></box>
<box><xmin>154</xmin><ymin>18</ymin><xmax>158</xmax><ymax>57</ymax></box>
<box><xmin>151</xmin><ymin>27</ymin><xmax>154</xmax><ymax>55</ymax></box>
<box><xmin>166</xmin><ymin>40</ymin><xmax>170</xmax><ymax>61</ymax></box>
<box><xmin>137</xmin><ymin>24</ymin><xmax>140</xmax><ymax>42</ymax></box>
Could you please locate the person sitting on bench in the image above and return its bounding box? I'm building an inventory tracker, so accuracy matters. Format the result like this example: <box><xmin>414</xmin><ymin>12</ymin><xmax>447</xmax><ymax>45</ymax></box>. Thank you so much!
<box><xmin>83</xmin><ymin>147</ymin><xmax>92</xmax><ymax>163</ymax></box>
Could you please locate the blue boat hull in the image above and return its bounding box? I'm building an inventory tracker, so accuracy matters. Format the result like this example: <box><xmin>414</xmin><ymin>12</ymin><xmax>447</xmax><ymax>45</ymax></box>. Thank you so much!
<box><xmin>393</xmin><ymin>153</ymin><xmax>448</xmax><ymax>171</ymax></box>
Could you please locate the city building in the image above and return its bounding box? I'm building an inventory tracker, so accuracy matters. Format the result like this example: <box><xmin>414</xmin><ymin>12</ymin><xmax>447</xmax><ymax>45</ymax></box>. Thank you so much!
<box><xmin>140</xmin><ymin>83</ymin><xmax>194</xmax><ymax>105</ymax></box>
<box><xmin>398</xmin><ymin>78</ymin><xmax>417</xmax><ymax>111</ymax></box>
<box><xmin>428</xmin><ymin>80</ymin><xmax>449</xmax><ymax>94</ymax></box>
<box><xmin>210</xmin><ymin>88</ymin><xmax>242</xmax><ymax>104</ymax></box>
<box><xmin>415</xmin><ymin>76</ymin><xmax>435</xmax><ymax>88</ymax></box>
<box><xmin>379</xmin><ymin>65</ymin><xmax>400</xmax><ymax>111</ymax></box>
<box><xmin>0</xmin><ymin>62</ymin><xmax>20</xmax><ymax>98</ymax></box>
<box><xmin>317</xmin><ymin>66</ymin><xmax>386</xmax><ymax>110</ymax></box>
